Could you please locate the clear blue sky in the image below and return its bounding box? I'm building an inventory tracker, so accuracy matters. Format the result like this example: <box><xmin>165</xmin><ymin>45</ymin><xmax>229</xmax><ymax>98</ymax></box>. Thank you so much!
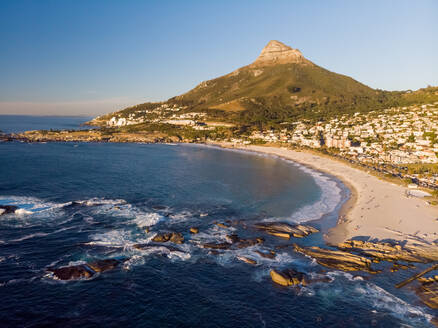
<box><xmin>1</xmin><ymin>0</ymin><xmax>437</xmax><ymax>115</ymax></box>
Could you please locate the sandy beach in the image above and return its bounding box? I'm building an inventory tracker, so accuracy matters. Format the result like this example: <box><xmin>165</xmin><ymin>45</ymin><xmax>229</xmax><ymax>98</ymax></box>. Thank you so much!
<box><xmin>219</xmin><ymin>143</ymin><xmax>438</xmax><ymax>246</ymax></box>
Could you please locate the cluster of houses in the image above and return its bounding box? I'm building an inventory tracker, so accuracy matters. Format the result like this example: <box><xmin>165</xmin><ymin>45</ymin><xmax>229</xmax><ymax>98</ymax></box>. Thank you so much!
<box><xmin>105</xmin><ymin>103</ymin><xmax>232</xmax><ymax>131</ymax></box>
<box><xmin>242</xmin><ymin>103</ymin><xmax>438</xmax><ymax>187</ymax></box>
<box><xmin>248</xmin><ymin>103</ymin><xmax>438</xmax><ymax>165</ymax></box>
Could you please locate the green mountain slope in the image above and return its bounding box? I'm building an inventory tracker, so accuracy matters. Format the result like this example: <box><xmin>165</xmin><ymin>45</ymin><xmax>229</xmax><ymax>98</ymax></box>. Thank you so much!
<box><xmin>95</xmin><ymin>40</ymin><xmax>438</xmax><ymax>127</ymax></box>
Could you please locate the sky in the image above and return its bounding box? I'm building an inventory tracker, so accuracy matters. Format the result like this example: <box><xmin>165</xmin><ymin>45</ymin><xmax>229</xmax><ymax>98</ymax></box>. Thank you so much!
<box><xmin>0</xmin><ymin>0</ymin><xmax>437</xmax><ymax>116</ymax></box>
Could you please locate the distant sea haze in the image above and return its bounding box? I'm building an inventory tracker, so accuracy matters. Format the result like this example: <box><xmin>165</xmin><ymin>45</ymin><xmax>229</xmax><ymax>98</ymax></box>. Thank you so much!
<box><xmin>0</xmin><ymin>115</ymin><xmax>94</xmax><ymax>133</ymax></box>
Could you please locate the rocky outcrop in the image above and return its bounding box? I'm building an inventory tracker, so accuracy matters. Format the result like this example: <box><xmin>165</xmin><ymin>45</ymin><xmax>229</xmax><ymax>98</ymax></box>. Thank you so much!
<box><xmin>237</xmin><ymin>256</ymin><xmax>257</xmax><ymax>265</ymax></box>
<box><xmin>152</xmin><ymin>232</ymin><xmax>184</xmax><ymax>244</ymax></box>
<box><xmin>47</xmin><ymin>259</ymin><xmax>123</xmax><ymax>280</ymax></box>
<box><xmin>270</xmin><ymin>268</ymin><xmax>307</xmax><ymax>286</ymax></box>
<box><xmin>254</xmin><ymin>222</ymin><xmax>319</xmax><ymax>239</ymax></box>
<box><xmin>0</xmin><ymin>205</ymin><xmax>18</xmax><ymax>216</ymax></box>
<box><xmin>390</xmin><ymin>263</ymin><xmax>414</xmax><ymax>272</ymax></box>
<box><xmin>255</xmin><ymin>250</ymin><xmax>276</xmax><ymax>259</ymax></box>
<box><xmin>293</xmin><ymin>244</ymin><xmax>378</xmax><ymax>273</ymax></box>
<box><xmin>416</xmin><ymin>281</ymin><xmax>438</xmax><ymax>309</ymax></box>
<box><xmin>225</xmin><ymin>234</ymin><xmax>264</xmax><ymax>248</ymax></box>
<box><xmin>11</xmin><ymin>130</ymin><xmax>183</xmax><ymax>144</ymax></box>
<box><xmin>202</xmin><ymin>242</ymin><xmax>232</xmax><ymax>250</ymax></box>
<box><xmin>337</xmin><ymin>240</ymin><xmax>438</xmax><ymax>263</ymax></box>
<box><xmin>215</xmin><ymin>222</ymin><xmax>230</xmax><ymax>229</ymax></box>
<box><xmin>252</xmin><ymin>40</ymin><xmax>309</xmax><ymax>67</ymax></box>
<box><xmin>202</xmin><ymin>234</ymin><xmax>264</xmax><ymax>251</ymax></box>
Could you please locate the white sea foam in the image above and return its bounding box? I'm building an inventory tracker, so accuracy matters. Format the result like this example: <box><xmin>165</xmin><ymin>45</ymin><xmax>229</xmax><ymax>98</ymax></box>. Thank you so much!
<box><xmin>81</xmin><ymin>198</ymin><xmax>127</xmax><ymax>207</ymax></box>
<box><xmin>319</xmin><ymin>271</ymin><xmax>432</xmax><ymax>324</ymax></box>
<box><xmin>168</xmin><ymin>210</ymin><xmax>194</xmax><ymax>222</ymax></box>
<box><xmin>287</xmin><ymin>164</ymin><xmax>343</xmax><ymax>223</ymax></box>
<box><xmin>0</xmin><ymin>195</ymin><xmax>64</xmax><ymax>214</ymax></box>
<box><xmin>132</xmin><ymin>212</ymin><xmax>163</xmax><ymax>228</ymax></box>
<box><xmin>9</xmin><ymin>232</ymin><xmax>49</xmax><ymax>242</ymax></box>
<box><xmin>14</xmin><ymin>208</ymin><xmax>33</xmax><ymax>216</ymax></box>
<box><xmin>89</xmin><ymin>230</ymin><xmax>134</xmax><ymax>249</ymax></box>
<box><xmin>355</xmin><ymin>283</ymin><xmax>432</xmax><ymax>323</ymax></box>
<box><xmin>123</xmin><ymin>255</ymin><xmax>145</xmax><ymax>270</ymax></box>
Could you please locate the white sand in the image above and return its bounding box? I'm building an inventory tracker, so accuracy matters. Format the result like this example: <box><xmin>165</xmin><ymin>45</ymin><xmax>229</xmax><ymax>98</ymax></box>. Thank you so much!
<box><xmin>218</xmin><ymin>143</ymin><xmax>438</xmax><ymax>246</ymax></box>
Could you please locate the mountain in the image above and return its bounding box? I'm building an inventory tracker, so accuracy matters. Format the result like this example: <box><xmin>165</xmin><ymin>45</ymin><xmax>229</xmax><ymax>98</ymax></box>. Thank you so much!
<box><xmin>169</xmin><ymin>40</ymin><xmax>381</xmax><ymax>121</ymax></box>
<box><xmin>94</xmin><ymin>40</ymin><xmax>438</xmax><ymax>127</ymax></box>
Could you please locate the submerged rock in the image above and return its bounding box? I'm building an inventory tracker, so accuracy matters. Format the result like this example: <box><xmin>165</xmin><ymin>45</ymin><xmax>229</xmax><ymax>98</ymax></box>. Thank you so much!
<box><xmin>270</xmin><ymin>268</ymin><xmax>307</xmax><ymax>286</ymax></box>
<box><xmin>254</xmin><ymin>222</ymin><xmax>319</xmax><ymax>239</ymax></box>
<box><xmin>224</xmin><ymin>234</ymin><xmax>264</xmax><ymax>248</ymax></box>
<box><xmin>190</xmin><ymin>227</ymin><xmax>199</xmax><ymax>234</ymax></box>
<box><xmin>293</xmin><ymin>244</ymin><xmax>379</xmax><ymax>273</ymax></box>
<box><xmin>151</xmin><ymin>205</ymin><xmax>167</xmax><ymax>211</ymax></box>
<box><xmin>47</xmin><ymin>259</ymin><xmax>123</xmax><ymax>281</ymax></box>
<box><xmin>87</xmin><ymin>259</ymin><xmax>120</xmax><ymax>273</ymax></box>
<box><xmin>0</xmin><ymin>205</ymin><xmax>18</xmax><ymax>216</ymax></box>
<box><xmin>202</xmin><ymin>242</ymin><xmax>232</xmax><ymax>250</ymax></box>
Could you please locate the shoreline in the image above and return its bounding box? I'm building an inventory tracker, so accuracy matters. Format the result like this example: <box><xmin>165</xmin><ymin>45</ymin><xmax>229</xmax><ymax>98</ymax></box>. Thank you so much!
<box><xmin>4</xmin><ymin>137</ymin><xmax>438</xmax><ymax>247</ymax></box>
<box><xmin>213</xmin><ymin>142</ymin><xmax>438</xmax><ymax>246</ymax></box>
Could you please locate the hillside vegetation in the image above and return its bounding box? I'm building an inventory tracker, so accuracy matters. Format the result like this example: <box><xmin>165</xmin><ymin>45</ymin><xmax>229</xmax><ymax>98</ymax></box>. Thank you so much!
<box><xmin>94</xmin><ymin>41</ymin><xmax>438</xmax><ymax>128</ymax></box>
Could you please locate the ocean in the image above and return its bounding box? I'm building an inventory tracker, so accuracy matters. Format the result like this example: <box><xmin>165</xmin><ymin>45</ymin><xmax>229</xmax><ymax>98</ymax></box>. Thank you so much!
<box><xmin>0</xmin><ymin>115</ymin><xmax>94</xmax><ymax>133</ymax></box>
<box><xmin>0</xmin><ymin>116</ymin><xmax>435</xmax><ymax>327</ymax></box>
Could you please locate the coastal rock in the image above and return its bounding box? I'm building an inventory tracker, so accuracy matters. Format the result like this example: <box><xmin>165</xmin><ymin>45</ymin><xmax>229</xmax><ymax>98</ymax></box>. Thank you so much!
<box><xmin>0</xmin><ymin>205</ymin><xmax>18</xmax><ymax>216</ymax></box>
<box><xmin>293</xmin><ymin>244</ymin><xmax>378</xmax><ymax>273</ymax></box>
<box><xmin>87</xmin><ymin>259</ymin><xmax>121</xmax><ymax>273</ymax></box>
<box><xmin>237</xmin><ymin>256</ymin><xmax>257</xmax><ymax>265</ymax></box>
<box><xmin>152</xmin><ymin>233</ymin><xmax>172</xmax><ymax>243</ymax></box>
<box><xmin>390</xmin><ymin>263</ymin><xmax>414</xmax><ymax>272</ymax></box>
<box><xmin>270</xmin><ymin>268</ymin><xmax>307</xmax><ymax>286</ymax></box>
<box><xmin>337</xmin><ymin>240</ymin><xmax>433</xmax><ymax>263</ymax></box>
<box><xmin>216</xmin><ymin>222</ymin><xmax>230</xmax><ymax>229</ymax></box>
<box><xmin>202</xmin><ymin>242</ymin><xmax>232</xmax><ymax>250</ymax></box>
<box><xmin>416</xmin><ymin>281</ymin><xmax>438</xmax><ymax>309</ymax></box>
<box><xmin>255</xmin><ymin>250</ymin><xmax>276</xmax><ymax>259</ymax></box>
<box><xmin>254</xmin><ymin>222</ymin><xmax>319</xmax><ymax>239</ymax></box>
<box><xmin>152</xmin><ymin>232</ymin><xmax>184</xmax><ymax>244</ymax></box>
<box><xmin>169</xmin><ymin>232</ymin><xmax>184</xmax><ymax>244</ymax></box>
<box><xmin>267</xmin><ymin>231</ymin><xmax>290</xmax><ymax>239</ymax></box>
<box><xmin>48</xmin><ymin>265</ymin><xmax>94</xmax><ymax>280</ymax></box>
<box><xmin>47</xmin><ymin>259</ymin><xmax>123</xmax><ymax>281</ymax></box>
<box><xmin>225</xmin><ymin>234</ymin><xmax>241</xmax><ymax>243</ymax></box>
<box><xmin>151</xmin><ymin>205</ymin><xmax>167</xmax><ymax>211</ymax></box>
<box><xmin>190</xmin><ymin>227</ymin><xmax>199</xmax><ymax>234</ymax></box>
<box><xmin>224</xmin><ymin>234</ymin><xmax>264</xmax><ymax>248</ymax></box>
<box><xmin>236</xmin><ymin>237</ymin><xmax>264</xmax><ymax>248</ymax></box>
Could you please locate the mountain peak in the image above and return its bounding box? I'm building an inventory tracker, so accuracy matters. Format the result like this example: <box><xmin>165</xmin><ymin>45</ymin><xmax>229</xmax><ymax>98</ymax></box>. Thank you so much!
<box><xmin>253</xmin><ymin>40</ymin><xmax>306</xmax><ymax>66</ymax></box>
